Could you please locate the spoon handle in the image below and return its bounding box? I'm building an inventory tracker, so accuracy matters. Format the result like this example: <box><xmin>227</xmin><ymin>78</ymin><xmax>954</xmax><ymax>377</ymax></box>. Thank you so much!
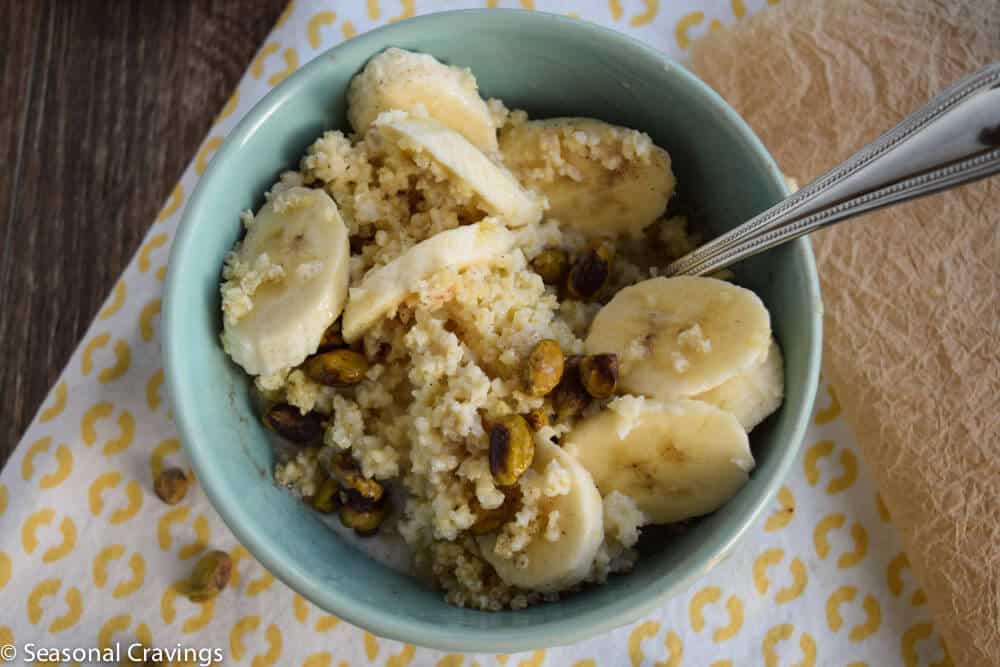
<box><xmin>665</xmin><ymin>64</ymin><xmax>1000</xmax><ymax>277</ymax></box>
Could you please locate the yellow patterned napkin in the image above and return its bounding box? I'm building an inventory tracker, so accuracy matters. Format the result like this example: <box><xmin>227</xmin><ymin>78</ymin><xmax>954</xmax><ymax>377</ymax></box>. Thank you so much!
<box><xmin>0</xmin><ymin>2</ymin><xmax>951</xmax><ymax>666</ymax></box>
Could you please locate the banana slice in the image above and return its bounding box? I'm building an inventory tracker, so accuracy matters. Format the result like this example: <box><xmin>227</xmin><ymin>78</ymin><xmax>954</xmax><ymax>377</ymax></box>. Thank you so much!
<box><xmin>477</xmin><ymin>440</ymin><xmax>604</xmax><ymax>593</ymax></box>
<box><xmin>695</xmin><ymin>339</ymin><xmax>784</xmax><ymax>432</ymax></box>
<box><xmin>376</xmin><ymin>114</ymin><xmax>542</xmax><ymax>228</ymax></box>
<box><xmin>348</xmin><ymin>47</ymin><xmax>499</xmax><ymax>153</ymax></box>
<box><xmin>342</xmin><ymin>220</ymin><xmax>515</xmax><ymax>342</ymax></box>
<box><xmin>221</xmin><ymin>187</ymin><xmax>350</xmax><ymax>376</ymax></box>
<box><xmin>585</xmin><ymin>276</ymin><xmax>771</xmax><ymax>399</ymax></box>
<box><xmin>563</xmin><ymin>399</ymin><xmax>753</xmax><ymax>524</ymax></box>
<box><xmin>499</xmin><ymin>118</ymin><xmax>675</xmax><ymax>238</ymax></box>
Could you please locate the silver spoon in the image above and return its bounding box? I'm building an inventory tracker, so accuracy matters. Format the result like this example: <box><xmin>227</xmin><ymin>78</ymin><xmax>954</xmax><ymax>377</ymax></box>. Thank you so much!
<box><xmin>664</xmin><ymin>63</ymin><xmax>1000</xmax><ymax>277</ymax></box>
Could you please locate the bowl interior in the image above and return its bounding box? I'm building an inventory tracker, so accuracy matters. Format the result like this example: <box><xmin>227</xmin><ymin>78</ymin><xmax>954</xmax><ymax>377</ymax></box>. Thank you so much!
<box><xmin>164</xmin><ymin>10</ymin><xmax>821</xmax><ymax>652</ymax></box>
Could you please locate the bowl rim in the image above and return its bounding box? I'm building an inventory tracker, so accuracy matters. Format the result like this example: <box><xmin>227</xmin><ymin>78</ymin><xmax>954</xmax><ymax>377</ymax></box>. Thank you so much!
<box><xmin>164</xmin><ymin>8</ymin><xmax>822</xmax><ymax>652</ymax></box>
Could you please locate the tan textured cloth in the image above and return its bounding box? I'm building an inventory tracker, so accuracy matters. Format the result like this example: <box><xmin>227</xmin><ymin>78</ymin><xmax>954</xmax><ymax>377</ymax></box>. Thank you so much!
<box><xmin>689</xmin><ymin>2</ymin><xmax>999</xmax><ymax>665</ymax></box>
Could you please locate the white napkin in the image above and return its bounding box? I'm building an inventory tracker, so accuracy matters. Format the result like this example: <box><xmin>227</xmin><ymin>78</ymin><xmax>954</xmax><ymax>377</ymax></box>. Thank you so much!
<box><xmin>0</xmin><ymin>2</ymin><xmax>949</xmax><ymax>666</ymax></box>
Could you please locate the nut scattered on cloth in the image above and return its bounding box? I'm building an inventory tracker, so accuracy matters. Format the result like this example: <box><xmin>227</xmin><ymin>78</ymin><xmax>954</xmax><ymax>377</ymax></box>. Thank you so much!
<box><xmin>690</xmin><ymin>2</ymin><xmax>1000</xmax><ymax>665</ymax></box>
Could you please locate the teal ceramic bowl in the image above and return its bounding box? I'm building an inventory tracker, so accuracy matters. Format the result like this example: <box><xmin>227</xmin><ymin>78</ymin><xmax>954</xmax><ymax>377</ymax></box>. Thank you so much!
<box><xmin>164</xmin><ymin>9</ymin><xmax>821</xmax><ymax>652</ymax></box>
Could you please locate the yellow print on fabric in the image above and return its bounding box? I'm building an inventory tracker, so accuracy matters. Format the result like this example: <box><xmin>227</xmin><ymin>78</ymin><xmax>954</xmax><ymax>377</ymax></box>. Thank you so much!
<box><xmin>98</xmin><ymin>280</ymin><xmax>127</xmax><ymax>320</ymax></box>
<box><xmin>81</xmin><ymin>402</ymin><xmax>135</xmax><ymax>455</ymax></box>
<box><xmin>608</xmin><ymin>0</ymin><xmax>659</xmax><ymax>27</ymax></box>
<box><xmin>765</xmin><ymin>486</ymin><xmax>796</xmax><ymax>531</ymax></box>
<box><xmin>27</xmin><ymin>579</ymin><xmax>83</xmax><ymax>633</ymax></box>
<box><xmin>230</xmin><ymin>616</ymin><xmax>283</xmax><ymax>666</ymax></box>
<box><xmin>139</xmin><ymin>298</ymin><xmax>162</xmax><ymax>342</ymax></box>
<box><xmin>150</xmin><ymin>438</ymin><xmax>186</xmax><ymax>479</ymax></box>
<box><xmin>88</xmin><ymin>472</ymin><xmax>143</xmax><ymax>524</ymax></box>
<box><xmin>157</xmin><ymin>506</ymin><xmax>210</xmax><ymax>560</ymax></box>
<box><xmin>155</xmin><ymin>183</ymin><xmax>185</xmax><ymax>223</ymax></box>
<box><xmin>815</xmin><ymin>384</ymin><xmax>841</xmax><ymax>424</ymax></box>
<box><xmin>625</xmin><ymin>622</ymin><xmax>683</xmax><ymax>667</ymax></box>
<box><xmin>308</xmin><ymin>12</ymin><xmax>337</xmax><ymax>48</ymax></box>
<box><xmin>21</xmin><ymin>508</ymin><xmax>77</xmax><ymax>563</ymax></box>
<box><xmin>826</xmin><ymin>586</ymin><xmax>882</xmax><ymax>641</ymax></box>
<box><xmin>887</xmin><ymin>553</ymin><xmax>928</xmax><ymax>606</ymax></box>
<box><xmin>901</xmin><ymin>623</ymin><xmax>953</xmax><ymax>667</ymax></box>
<box><xmin>139</xmin><ymin>234</ymin><xmax>168</xmax><ymax>272</ymax></box>
<box><xmin>294</xmin><ymin>592</ymin><xmax>342</xmax><ymax>631</ymax></box>
<box><xmin>22</xmin><ymin>437</ymin><xmax>73</xmax><ymax>489</ymax></box>
<box><xmin>147</xmin><ymin>368</ymin><xmax>164</xmax><ymax>410</ymax></box>
<box><xmin>195</xmin><ymin>137</ymin><xmax>224</xmax><ymax>175</ymax></box>
<box><xmin>217</xmin><ymin>88</ymin><xmax>241</xmax><ymax>122</ymax></box>
<box><xmin>752</xmin><ymin>549</ymin><xmax>807</xmax><ymax>603</ymax></box>
<box><xmin>689</xmin><ymin>587</ymin><xmax>744</xmax><ymax>643</ymax></box>
<box><xmin>81</xmin><ymin>333</ymin><xmax>131</xmax><ymax>382</ymax></box>
<box><xmin>761</xmin><ymin>624</ymin><xmax>816</xmax><ymax>667</ymax></box>
<box><xmin>92</xmin><ymin>545</ymin><xmax>146</xmax><ymax>598</ymax></box>
<box><xmin>804</xmin><ymin>440</ymin><xmax>858</xmax><ymax>493</ymax></box>
<box><xmin>814</xmin><ymin>513</ymin><xmax>868</xmax><ymax>568</ymax></box>
<box><xmin>39</xmin><ymin>382</ymin><xmax>68</xmax><ymax>423</ymax></box>
<box><xmin>161</xmin><ymin>580</ymin><xmax>216</xmax><ymax>634</ymax></box>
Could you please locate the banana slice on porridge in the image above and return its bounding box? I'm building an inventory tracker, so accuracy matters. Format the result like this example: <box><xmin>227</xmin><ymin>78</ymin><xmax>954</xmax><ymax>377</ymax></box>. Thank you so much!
<box><xmin>376</xmin><ymin>113</ymin><xmax>543</xmax><ymax>228</ymax></box>
<box><xmin>694</xmin><ymin>339</ymin><xmax>784</xmax><ymax>431</ymax></box>
<box><xmin>499</xmin><ymin>117</ymin><xmax>675</xmax><ymax>238</ymax></box>
<box><xmin>342</xmin><ymin>220</ymin><xmax>516</xmax><ymax>343</ymax></box>
<box><xmin>477</xmin><ymin>440</ymin><xmax>604</xmax><ymax>593</ymax></box>
<box><xmin>348</xmin><ymin>47</ymin><xmax>500</xmax><ymax>153</ymax></box>
<box><xmin>585</xmin><ymin>276</ymin><xmax>772</xmax><ymax>399</ymax></box>
<box><xmin>220</xmin><ymin>187</ymin><xmax>349</xmax><ymax>376</ymax></box>
<box><xmin>563</xmin><ymin>398</ymin><xmax>754</xmax><ymax>524</ymax></box>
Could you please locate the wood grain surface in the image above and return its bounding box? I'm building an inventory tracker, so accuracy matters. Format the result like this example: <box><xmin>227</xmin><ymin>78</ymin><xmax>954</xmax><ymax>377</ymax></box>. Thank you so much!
<box><xmin>0</xmin><ymin>0</ymin><xmax>288</xmax><ymax>465</ymax></box>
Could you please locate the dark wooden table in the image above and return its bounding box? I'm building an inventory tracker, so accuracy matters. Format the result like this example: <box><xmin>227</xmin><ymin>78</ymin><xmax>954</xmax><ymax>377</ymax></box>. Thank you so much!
<box><xmin>0</xmin><ymin>1</ymin><xmax>288</xmax><ymax>465</ymax></box>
